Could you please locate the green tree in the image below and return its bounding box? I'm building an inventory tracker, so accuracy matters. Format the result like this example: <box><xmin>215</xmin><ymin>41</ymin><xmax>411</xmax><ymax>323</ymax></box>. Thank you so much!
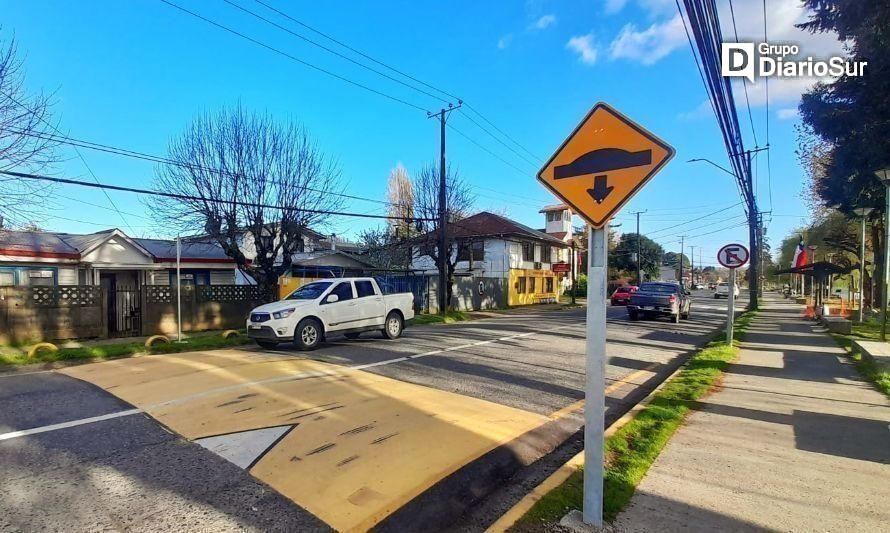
<box><xmin>609</xmin><ymin>233</ymin><xmax>664</xmax><ymax>282</ymax></box>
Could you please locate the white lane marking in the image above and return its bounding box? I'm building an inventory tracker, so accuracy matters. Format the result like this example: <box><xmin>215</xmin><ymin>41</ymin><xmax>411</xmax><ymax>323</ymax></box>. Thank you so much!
<box><xmin>153</xmin><ymin>321</ymin><xmax>585</xmax><ymax>409</ymax></box>
<box><xmin>0</xmin><ymin>321</ymin><xmax>587</xmax><ymax>440</ymax></box>
<box><xmin>0</xmin><ymin>408</ymin><xmax>143</xmax><ymax>441</ymax></box>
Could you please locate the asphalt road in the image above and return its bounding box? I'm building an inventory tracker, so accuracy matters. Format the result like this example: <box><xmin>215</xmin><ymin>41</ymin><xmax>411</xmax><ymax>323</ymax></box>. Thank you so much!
<box><xmin>0</xmin><ymin>290</ymin><xmax>740</xmax><ymax>532</ymax></box>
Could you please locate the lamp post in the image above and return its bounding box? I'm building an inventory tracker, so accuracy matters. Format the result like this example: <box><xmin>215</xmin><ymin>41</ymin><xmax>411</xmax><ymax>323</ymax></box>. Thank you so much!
<box><xmin>853</xmin><ymin>207</ymin><xmax>873</xmax><ymax>322</ymax></box>
<box><xmin>808</xmin><ymin>244</ymin><xmax>818</xmax><ymax>306</ymax></box>
<box><xmin>876</xmin><ymin>168</ymin><xmax>890</xmax><ymax>340</ymax></box>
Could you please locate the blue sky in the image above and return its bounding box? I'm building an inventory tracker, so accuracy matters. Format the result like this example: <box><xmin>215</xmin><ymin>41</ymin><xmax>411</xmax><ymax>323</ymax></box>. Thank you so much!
<box><xmin>4</xmin><ymin>0</ymin><xmax>836</xmax><ymax>267</ymax></box>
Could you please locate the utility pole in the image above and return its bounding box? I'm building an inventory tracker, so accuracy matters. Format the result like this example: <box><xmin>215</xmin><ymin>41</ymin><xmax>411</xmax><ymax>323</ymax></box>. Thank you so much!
<box><xmin>679</xmin><ymin>235</ymin><xmax>686</xmax><ymax>286</ymax></box>
<box><xmin>571</xmin><ymin>241</ymin><xmax>577</xmax><ymax>305</ymax></box>
<box><xmin>428</xmin><ymin>102</ymin><xmax>462</xmax><ymax>315</ymax></box>
<box><xmin>689</xmin><ymin>245</ymin><xmax>696</xmax><ymax>286</ymax></box>
<box><xmin>744</xmin><ymin>149</ymin><xmax>760</xmax><ymax>310</ymax></box>
<box><xmin>630</xmin><ymin>210</ymin><xmax>646</xmax><ymax>285</ymax></box>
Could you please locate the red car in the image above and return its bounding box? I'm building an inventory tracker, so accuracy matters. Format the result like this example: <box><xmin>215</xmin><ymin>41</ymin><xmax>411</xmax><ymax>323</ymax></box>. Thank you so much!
<box><xmin>610</xmin><ymin>285</ymin><xmax>639</xmax><ymax>305</ymax></box>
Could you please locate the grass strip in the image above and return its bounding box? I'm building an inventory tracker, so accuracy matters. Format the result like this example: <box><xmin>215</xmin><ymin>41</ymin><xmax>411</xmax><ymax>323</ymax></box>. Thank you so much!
<box><xmin>0</xmin><ymin>333</ymin><xmax>252</xmax><ymax>366</ymax></box>
<box><xmin>517</xmin><ymin>311</ymin><xmax>754</xmax><ymax>527</ymax></box>
<box><xmin>408</xmin><ymin>310</ymin><xmax>470</xmax><ymax>325</ymax></box>
<box><xmin>829</xmin><ymin>320</ymin><xmax>890</xmax><ymax>397</ymax></box>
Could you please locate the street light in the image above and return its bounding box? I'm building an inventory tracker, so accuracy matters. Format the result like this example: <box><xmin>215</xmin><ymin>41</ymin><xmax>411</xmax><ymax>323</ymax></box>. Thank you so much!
<box><xmin>807</xmin><ymin>244</ymin><xmax>818</xmax><ymax>305</ymax></box>
<box><xmin>875</xmin><ymin>168</ymin><xmax>890</xmax><ymax>340</ymax></box>
<box><xmin>853</xmin><ymin>206</ymin><xmax>874</xmax><ymax>322</ymax></box>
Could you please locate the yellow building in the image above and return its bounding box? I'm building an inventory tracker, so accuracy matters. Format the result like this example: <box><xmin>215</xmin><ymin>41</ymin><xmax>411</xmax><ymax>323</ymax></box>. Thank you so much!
<box><xmin>507</xmin><ymin>268</ymin><xmax>560</xmax><ymax>306</ymax></box>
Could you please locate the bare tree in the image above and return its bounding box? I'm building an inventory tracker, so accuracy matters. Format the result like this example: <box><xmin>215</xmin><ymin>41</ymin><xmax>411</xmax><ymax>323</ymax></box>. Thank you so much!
<box><xmin>412</xmin><ymin>163</ymin><xmax>475</xmax><ymax>308</ymax></box>
<box><xmin>0</xmin><ymin>34</ymin><xmax>58</xmax><ymax>228</ymax></box>
<box><xmin>386</xmin><ymin>163</ymin><xmax>414</xmax><ymax>236</ymax></box>
<box><xmin>148</xmin><ymin>106</ymin><xmax>344</xmax><ymax>294</ymax></box>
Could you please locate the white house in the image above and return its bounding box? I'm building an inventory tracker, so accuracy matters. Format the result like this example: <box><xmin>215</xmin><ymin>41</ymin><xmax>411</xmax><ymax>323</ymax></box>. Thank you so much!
<box><xmin>411</xmin><ymin>211</ymin><xmax>571</xmax><ymax>308</ymax></box>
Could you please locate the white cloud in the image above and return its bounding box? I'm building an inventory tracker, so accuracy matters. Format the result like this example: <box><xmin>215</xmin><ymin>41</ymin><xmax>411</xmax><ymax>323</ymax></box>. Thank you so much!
<box><xmin>532</xmin><ymin>14</ymin><xmax>557</xmax><ymax>30</ymax></box>
<box><xmin>605</xmin><ymin>0</ymin><xmax>629</xmax><ymax>14</ymax></box>
<box><xmin>497</xmin><ymin>34</ymin><xmax>513</xmax><ymax>50</ymax></box>
<box><xmin>677</xmin><ymin>100</ymin><xmax>712</xmax><ymax>121</ymax></box>
<box><xmin>609</xmin><ymin>14</ymin><xmax>686</xmax><ymax>65</ymax></box>
<box><xmin>777</xmin><ymin>108</ymin><xmax>799</xmax><ymax>120</ymax></box>
<box><xmin>567</xmin><ymin>34</ymin><xmax>598</xmax><ymax>65</ymax></box>
<box><xmin>638</xmin><ymin>0</ymin><xmax>676</xmax><ymax>18</ymax></box>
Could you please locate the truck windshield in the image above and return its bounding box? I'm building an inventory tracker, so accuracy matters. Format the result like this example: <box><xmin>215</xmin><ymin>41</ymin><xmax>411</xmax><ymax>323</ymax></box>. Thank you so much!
<box><xmin>285</xmin><ymin>281</ymin><xmax>332</xmax><ymax>300</ymax></box>
<box><xmin>639</xmin><ymin>283</ymin><xmax>677</xmax><ymax>294</ymax></box>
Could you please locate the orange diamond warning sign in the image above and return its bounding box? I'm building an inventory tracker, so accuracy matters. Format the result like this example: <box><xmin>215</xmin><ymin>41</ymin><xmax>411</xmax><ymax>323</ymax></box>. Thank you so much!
<box><xmin>537</xmin><ymin>102</ymin><xmax>675</xmax><ymax>228</ymax></box>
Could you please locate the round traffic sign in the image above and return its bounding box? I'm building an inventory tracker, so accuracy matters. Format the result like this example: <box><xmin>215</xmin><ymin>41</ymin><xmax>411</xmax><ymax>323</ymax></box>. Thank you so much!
<box><xmin>717</xmin><ymin>243</ymin><xmax>749</xmax><ymax>269</ymax></box>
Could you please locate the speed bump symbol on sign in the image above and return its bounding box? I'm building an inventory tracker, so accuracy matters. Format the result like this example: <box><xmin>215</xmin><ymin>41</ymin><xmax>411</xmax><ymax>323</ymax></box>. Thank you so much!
<box><xmin>537</xmin><ymin>102</ymin><xmax>675</xmax><ymax>228</ymax></box>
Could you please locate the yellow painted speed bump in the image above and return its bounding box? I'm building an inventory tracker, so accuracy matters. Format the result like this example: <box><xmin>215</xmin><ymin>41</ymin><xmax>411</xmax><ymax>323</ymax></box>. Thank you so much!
<box><xmin>144</xmin><ymin>335</ymin><xmax>169</xmax><ymax>349</ymax></box>
<box><xmin>62</xmin><ymin>350</ymin><xmax>550</xmax><ymax>532</ymax></box>
<box><xmin>27</xmin><ymin>342</ymin><xmax>58</xmax><ymax>359</ymax></box>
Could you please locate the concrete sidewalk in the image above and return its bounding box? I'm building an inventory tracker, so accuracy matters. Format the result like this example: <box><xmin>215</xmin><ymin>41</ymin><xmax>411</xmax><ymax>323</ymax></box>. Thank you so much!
<box><xmin>613</xmin><ymin>294</ymin><xmax>890</xmax><ymax>532</ymax></box>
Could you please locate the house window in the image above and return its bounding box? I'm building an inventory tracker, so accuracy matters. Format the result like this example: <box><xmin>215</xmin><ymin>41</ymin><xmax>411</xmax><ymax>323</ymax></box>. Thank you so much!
<box><xmin>529</xmin><ymin>277</ymin><xmax>536</xmax><ymax>294</ymax></box>
<box><xmin>458</xmin><ymin>240</ymin><xmax>485</xmax><ymax>262</ymax></box>
<box><xmin>259</xmin><ymin>234</ymin><xmax>274</xmax><ymax>251</ymax></box>
<box><xmin>522</xmin><ymin>242</ymin><xmax>533</xmax><ymax>262</ymax></box>
<box><xmin>542</xmin><ymin>245</ymin><xmax>552</xmax><ymax>263</ymax></box>
<box><xmin>27</xmin><ymin>270</ymin><xmax>54</xmax><ymax>286</ymax></box>
<box><xmin>546</xmin><ymin>277</ymin><xmax>554</xmax><ymax>293</ymax></box>
<box><xmin>518</xmin><ymin>276</ymin><xmax>527</xmax><ymax>294</ymax></box>
<box><xmin>0</xmin><ymin>271</ymin><xmax>13</xmax><ymax>286</ymax></box>
<box><xmin>78</xmin><ymin>269</ymin><xmax>88</xmax><ymax>285</ymax></box>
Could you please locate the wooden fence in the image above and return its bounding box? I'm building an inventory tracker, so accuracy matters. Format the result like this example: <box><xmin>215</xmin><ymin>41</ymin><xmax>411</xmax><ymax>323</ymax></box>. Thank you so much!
<box><xmin>0</xmin><ymin>285</ymin><xmax>273</xmax><ymax>344</ymax></box>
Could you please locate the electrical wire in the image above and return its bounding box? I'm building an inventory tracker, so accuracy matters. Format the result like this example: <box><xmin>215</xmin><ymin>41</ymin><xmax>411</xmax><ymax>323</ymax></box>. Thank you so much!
<box><xmin>158</xmin><ymin>0</ymin><xmax>430</xmax><ymax>112</ymax></box>
<box><xmin>0</xmin><ymin>170</ymin><xmax>438</xmax><ymax>222</ymax></box>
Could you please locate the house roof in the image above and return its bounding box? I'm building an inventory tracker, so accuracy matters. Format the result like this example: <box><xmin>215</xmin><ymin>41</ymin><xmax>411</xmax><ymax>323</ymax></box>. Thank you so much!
<box><xmin>448</xmin><ymin>212</ymin><xmax>568</xmax><ymax>246</ymax></box>
<box><xmin>0</xmin><ymin>230</ymin><xmax>80</xmax><ymax>258</ymax></box>
<box><xmin>135</xmin><ymin>238</ymin><xmax>232</xmax><ymax>261</ymax></box>
<box><xmin>539</xmin><ymin>204</ymin><xmax>571</xmax><ymax>213</ymax></box>
<box><xmin>0</xmin><ymin>228</ymin><xmax>232</xmax><ymax>263</ymax></box>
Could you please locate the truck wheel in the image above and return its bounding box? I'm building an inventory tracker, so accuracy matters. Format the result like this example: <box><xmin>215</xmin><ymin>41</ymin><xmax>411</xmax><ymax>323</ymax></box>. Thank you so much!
<box><xmin>255</xmin><ymin>340</ymin><xmax>278</xmax><ymax>349</ymax></box>
<box><xmin>628</xmin><ymin>310</ymin><xmax>638</xmax><ymax>321</ymax></box>
<box><xmin>344</xmin><ymin>332</ymin><xmax>361</xmax><ymax>340</ymax></box>
<box><xmin>681</xmin><ymin>310</ymin><xmax>690</xmax><ymax>320</ymax></box>
<box><xmin>714</xmin><ymin>294</ymin><xmax>719</xmax><ymax>299</ymax></box>
<box><xmin>381</xmin><ymin>312</ymin><xmax>404</xmax><ymax>339</ymax></box>
<box><xmin>294</xmin><ymin>318</ymin><xmax>323</xmax><ymax>351</ymax></box>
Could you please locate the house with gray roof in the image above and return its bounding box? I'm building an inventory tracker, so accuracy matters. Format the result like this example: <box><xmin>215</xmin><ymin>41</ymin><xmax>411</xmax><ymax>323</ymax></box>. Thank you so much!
<box><xmin>0</xmin><ymin>228</ymin><xmax>237</xmax><ymax>289</ymax></box>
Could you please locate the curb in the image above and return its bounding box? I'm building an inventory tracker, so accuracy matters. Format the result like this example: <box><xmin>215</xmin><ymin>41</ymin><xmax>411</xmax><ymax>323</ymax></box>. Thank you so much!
<box><xmin>484</xmin><ymin>362</ymin><xmax>687</xmax><ymax>533</ymax></box>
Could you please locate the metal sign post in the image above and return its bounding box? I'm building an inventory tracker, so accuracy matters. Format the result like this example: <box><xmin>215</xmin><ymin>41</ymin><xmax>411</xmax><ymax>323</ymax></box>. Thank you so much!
<box><xmin>536</xmin><ymin>102</ymin><xmax>675</xmax><ymax>527</ymax></box>
<box><xmin>583</xmin><ymin>224</ymin><xmax>607</xmax><ymax>525</ymax></box>
<box><xmin>717</xmin><ymin>243</ymin><xmax>749</xmax><ymax>346</ymax></box>
<box><xmin>727</xmin><ymin>267</ymin><xmax>736</xmax><ymax>344</ymax></box>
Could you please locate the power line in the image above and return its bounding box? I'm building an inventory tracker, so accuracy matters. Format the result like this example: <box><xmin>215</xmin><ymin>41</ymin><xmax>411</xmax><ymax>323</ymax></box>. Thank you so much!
<box><xmin>457</xmin><ymin>109</ymin><xmax>540</xmax><ymax>169</ymax></box>
<box><xmin>447</xmin><ymin>122</ymin><xmax>533</xmax><ymax>176</ymax></box>
<box><xmin>251</xmin><ymin>1</ymin><xmax>543</xmax><ymax>162</ymax></box>
<box><xmin>0</xmin><ymin>89</ymin><xmax>138</xmax><ymax>234</ymax></box>
<box><xmin>221</xmin><ymin>0</ymin><xmax>453</xmax><ymax>106</ymax></box>
<box><xmin>728</xmin><ymin>0</ymin><xmax>759</xmax><ymax>148</ymax></box>
<box><xmin>0</xmin><ymin>170</ymin><xmax>437</xmax><ymax>222</ymax></box>
<box><xmin>9</xmin><ymin>127</ymin><xmax>399</xmax><ymax>208</ymax></box>
<box><xmin>253</xmin><ymin>0</ymin><xmax>461</xmax><ymax>102</ymax></box>
<box><xmin>158</xmin><ymin>0</ymin><xmax>430</xmax><ymax>112</ymax></box>
<box><xmin>763</xmin><ymin>0</ymin><xmax>773</xmax><ymax>212</ymax></box>
<box><xmin>646</xmin><ymin>202</ymin><xmax>743</xmax><ymax>236</ymax></box>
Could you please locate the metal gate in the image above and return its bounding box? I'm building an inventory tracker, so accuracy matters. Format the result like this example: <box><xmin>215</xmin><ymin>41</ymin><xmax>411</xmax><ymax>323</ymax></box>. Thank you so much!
<box><xmin>108</xmin><ymin>286</ymin><xmax>142</xmax><ymax>337</ymax></box>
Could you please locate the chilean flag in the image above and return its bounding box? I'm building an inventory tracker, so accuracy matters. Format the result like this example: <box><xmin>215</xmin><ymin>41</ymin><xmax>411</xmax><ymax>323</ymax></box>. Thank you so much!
<box><xmin>791</xmin><ymin>236</ymin><xmax>807</xmax><ymax>268</ymax></box>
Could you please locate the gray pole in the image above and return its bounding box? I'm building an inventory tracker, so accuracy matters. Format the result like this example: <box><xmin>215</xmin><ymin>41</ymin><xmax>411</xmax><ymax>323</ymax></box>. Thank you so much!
<box><xmin>176</xmin><ymin>235</ymin><xmax>182</xmax><ymax>342</ymax></box>
<box><xmin>679</xmin><ymin>235</ymin><xmax>685</xmax><ymax>286</ymax></box>
<box><xmin>689</xmin><ymin>245</ymin><xmax>696</xmax><ymax>286</ymax></box>
<box><xmin>859</xmin><ymin>213</ymin><xmax>869</xmax><ymax>321</ymax></box>
<box><xmin>571</xmin><ymin>242</ymin><xmax>577</xmax><ymax>305</ymax></box>
<box><xmin>727</xmin><ymin>267</ymin><xmax>736</xmax><ymax>345</ymax></box>
<box><xmin>883</xmin><ymin>185</ymin><xmax>890</xmax><ymax>340</ymax></box>
<box><xmin>438</xmin><ymin>109</ymin><xmax>447</xmax><ymax>316</ymax></box>
<box><xmin>583</xmin><ymin>223</ymin><xmax>607</xmax><ymax>526</ymax></box>
<box><xmin>635</xmin><ymin>211</ymin><xmax>643</xmax><ymax>285</ymax></box>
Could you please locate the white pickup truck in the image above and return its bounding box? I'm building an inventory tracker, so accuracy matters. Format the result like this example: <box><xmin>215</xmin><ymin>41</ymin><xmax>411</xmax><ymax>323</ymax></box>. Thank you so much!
<box><xmin>247</xmin><ymin>277</ymin><xmax>415</xmax><ymax>350</ymax></box>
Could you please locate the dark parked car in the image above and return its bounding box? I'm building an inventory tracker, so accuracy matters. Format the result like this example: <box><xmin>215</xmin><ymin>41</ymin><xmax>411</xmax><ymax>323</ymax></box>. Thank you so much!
<box><xmin>610</xmin><ymin>285</ymin><xmax>638</xmax><ymax>305</ymax></box>
<box><xmin>627</xmin><ymin>282</ymin><xmax>691</xmax><ymax>323</ymax></box>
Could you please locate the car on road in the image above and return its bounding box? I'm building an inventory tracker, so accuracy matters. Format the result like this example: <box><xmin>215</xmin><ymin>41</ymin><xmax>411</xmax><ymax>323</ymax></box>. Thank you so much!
<box><xmin>610</xmin><ymin>285</ymin><xmax>638</xmax><ymax>305</ymax></box>
<box><xmin>713</xmin><ymin>282</ymin><xmax>740</xmax><ymax>299</ymax></box>
<box><xmin>247</xmin><ymin>277</ymin><xmax>415</xmax><ymax>350</ymax></box>
<box><xmin>627</xmin><ymin>281</ymin><xmax>691</xmax><ymax>323</ymax></box>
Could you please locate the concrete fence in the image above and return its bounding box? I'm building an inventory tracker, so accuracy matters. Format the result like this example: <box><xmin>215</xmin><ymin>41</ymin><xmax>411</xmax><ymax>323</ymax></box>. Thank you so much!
<box><xmin>0</xmin><ymin>285</ymin><xmax>273</xmax><ymax>344</ymax></box>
